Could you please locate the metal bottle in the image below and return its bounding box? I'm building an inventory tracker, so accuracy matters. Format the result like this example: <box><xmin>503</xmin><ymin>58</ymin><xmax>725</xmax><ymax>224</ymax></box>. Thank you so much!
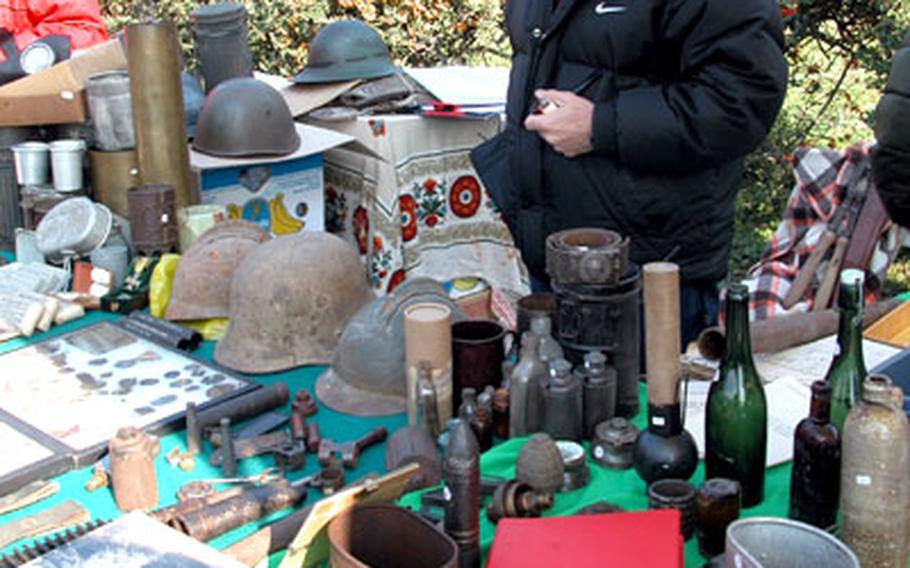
<box><xmin>443</xmin><ymin>419</ymin><xmax>480</xmax><ymax>568</ymax></box>
<box><xmin>576</xmin><ymin>351</ymin><xmax>617</xmax><ymax>438</ymax></box>
<box><xmin>541</xmin><ymin>358</ymin><xmax>583</xmax><ymax>441</ymax></box>
<box><xmin>470</xmin><ymin>389</ymin><xmax>494</xmax><ymax>452</ymax></box>
<box><xmin>109</xmin><ymin>426</ymin><xmax>159</xmax><ymax>512</ymax></box>
<box><xmin>530</xmin><ymin>315</ymin><xmax>563</xmax><ymax>363</ymax></box>
<box><xmin>840</xmin><ymin>374</ymin><xmax>910</xmax><ymax>567</ymax></box>
<box><xmin>509</xmin><ymin>332</ymin><xmax>547</xmax><ymax>437</ymax></box>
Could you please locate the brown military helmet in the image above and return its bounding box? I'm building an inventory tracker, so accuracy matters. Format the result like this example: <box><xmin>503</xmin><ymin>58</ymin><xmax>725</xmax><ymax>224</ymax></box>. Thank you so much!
<box><xmin>165</xmin><ymin>220</ymin><xmax>269</xmax><ymax>321</ymax></box>
<box><xmin>214</xmin><ymin>231</ymin><xmax>373</xmax><ymax>373</ymax></box>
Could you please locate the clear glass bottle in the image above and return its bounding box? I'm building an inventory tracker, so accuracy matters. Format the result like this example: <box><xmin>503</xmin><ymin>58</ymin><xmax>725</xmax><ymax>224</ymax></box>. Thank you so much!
<box><xmin>705</xmin><ymin>283</ymin><xmax>767</xmax><ymax>507</ymax></box>
<box><xmin>530</xmin><ymin>315</ymin><xmax>563</xmax><ymax>363</ymax></box>
<box><xmin>825</xmin><ymin>269</ymin><xmax>867</xmax><ymax>435</ymax></box>
<box><xmin>789</xmin><ymin>380</ymin><xmax>840</xmax><ymax>530</ymax></box>
<box><xmin>509</xmin><ymin>332</ymin><xmax>547</xmax><ymax>437</ymax></box>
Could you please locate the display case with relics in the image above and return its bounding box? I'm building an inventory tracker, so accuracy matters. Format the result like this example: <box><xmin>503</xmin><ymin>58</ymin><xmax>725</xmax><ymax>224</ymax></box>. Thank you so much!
<box><xmin>0</xmin><ymin>321</ymin><xmax>258</xmax><ymax>495</ymax></box>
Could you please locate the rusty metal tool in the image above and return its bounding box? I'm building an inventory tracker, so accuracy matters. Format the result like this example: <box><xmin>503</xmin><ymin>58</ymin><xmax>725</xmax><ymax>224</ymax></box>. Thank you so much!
<box><xmin>305</xmin><ymin>423</ymin><xmax>321</xmax><ymax>453</ymax></box>
<box><xmin>209</xmin><ymin>431</ymin><xmax>291</xmax><ymax>466</ymax></box>
<box><xmin>318</xmin><ymin>427</ymin><xmax>388</xmax><ymax>469</ymax></box>
<box><xmin>0</xmin><ymin>501</ymin><xmax>90</xmax><ymax>549</ymax></box>
<box><xmin>272</xmin><ymin>441</ymin><xmax>307</xmax><ymax>472</ymax></box>
<box><xmin>207</xmin><ymin>410</ymin><xmax>288</xmax><ymax>447</ymax></box>
<box><xmin>0</xmin><ymin>481</ymin><xmax>58</xmax><ymax>515</ymax></box>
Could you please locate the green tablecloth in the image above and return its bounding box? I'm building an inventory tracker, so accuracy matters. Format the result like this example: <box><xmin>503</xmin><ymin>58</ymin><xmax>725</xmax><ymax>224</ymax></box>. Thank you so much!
<box><xmin>0</xmin><ymin>309</ymin><xmax>794</xmax><ymax>567</ymax></box>
<box><xmin>400</xmin><ymin>403</ymin><xmax>792</xmax><ymax>567</ymax></box>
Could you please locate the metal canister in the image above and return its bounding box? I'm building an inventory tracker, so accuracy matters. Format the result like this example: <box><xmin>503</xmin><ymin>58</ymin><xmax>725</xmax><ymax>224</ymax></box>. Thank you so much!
<box><xmin>109</xmin><ymin>426</ymin><xmax>159</xmax><ymax>512</ymax></box>
<box><xmin>553</xmin><ymin>264</ymin><xmax>641</xmax><ymax>418</ymax></box>
<box><xmin>89</xmin><ymin>149</ymin><xmax>138</xmax><ymax>218</ymax></box>
<box><xmin>591</xmin><ymin>417</ymin><xmax>640</xmax><ymax>469</ymax></box>
<box><xmin>127</xmin><ymin>23</ymin><xmax>194</xmax><ymax>209</ymax></box>
<box><xmin>577</xmin><ymin>351</ymin><xmax>617</xmax><ymax>438</ymax></box>
<box><xmin>127</xmin><ymin>184</ymin><xmax>178</xmax><ymax>255</ymax></box>
<box><xmin>647</xmin><ymin>478</ymin><xmax>697</xmax><ymax>540</ymax></box>
<box><xmin>86</xmin><ymin>71</ymin><xmax>135</xmax><ymax>151</ymax></box>
<box><xmin>541</xmin><ymin>358</ymin><xmax>583</xmax><ymax>442</ymax></box>
<box><xmin>0</xmin><ymin>127</ymin><xmax>40</xmax><ymax>246</ymax></box>
<box><xmin>192</xmin><ymin>3</ymin><xmax>254</xmax><ymax>93</ymax></box>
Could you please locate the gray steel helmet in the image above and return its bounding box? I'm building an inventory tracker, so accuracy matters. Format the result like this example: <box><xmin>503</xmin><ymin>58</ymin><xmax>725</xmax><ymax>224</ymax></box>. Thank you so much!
<box><xmin>292</xmin><ymin>19</ymin><xmax>396</xmax><ymax>84</ymax></box>
<box><xmin>315</xmin><ymin>277</ymin><xmax>464</xmax><ymax>416</ymax></box>
<box><xmin>192</xmin><ymin>78</ymin><xmax>300</xmax><ymax>157</ymax></box>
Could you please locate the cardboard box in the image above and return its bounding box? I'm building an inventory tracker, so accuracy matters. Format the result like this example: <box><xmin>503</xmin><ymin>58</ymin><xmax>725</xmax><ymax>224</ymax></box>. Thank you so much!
<box><xmin>0</xmin><ymin>39</ymin><xmax>127</xmax><ymax>127</ymax></box>
<box><xmin>190</xmin><ymin>122</ymin><xmax>370</xmax><ymax>236</ymax></box>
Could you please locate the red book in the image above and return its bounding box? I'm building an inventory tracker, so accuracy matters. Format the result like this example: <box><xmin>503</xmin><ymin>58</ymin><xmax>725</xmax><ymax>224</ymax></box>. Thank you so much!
<box><xmin>487</xmin><ymin>510</ymin><xmax>683</xmax><ymax>568</ymax></box>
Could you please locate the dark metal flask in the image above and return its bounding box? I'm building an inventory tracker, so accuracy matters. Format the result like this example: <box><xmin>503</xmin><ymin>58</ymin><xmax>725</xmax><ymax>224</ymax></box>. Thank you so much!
<box><xmin>577</xmin><ymin>351</ymin><xmax>617</xmax><ymax>438</ymax></box>
<box><xmin>443</xmin><ymin>419</ymin><xmax>480</xmax><ymax>568</ymax></box>
<box><xmin>192</xmin><ymin>3</ymin><xmax>254</xmax><ymax>93</ymax></box>
<box><xmin>541</xmin><ymin>358</ymin><xmax>583</xmax><ymax>442</ymax></box>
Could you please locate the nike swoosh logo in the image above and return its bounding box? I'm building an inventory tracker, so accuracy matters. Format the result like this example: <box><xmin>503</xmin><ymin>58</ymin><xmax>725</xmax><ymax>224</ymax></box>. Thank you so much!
<box><xmin>595</xmin><ymin>2</ymin><xmax>626</xmax><ymax>14</ymax></box>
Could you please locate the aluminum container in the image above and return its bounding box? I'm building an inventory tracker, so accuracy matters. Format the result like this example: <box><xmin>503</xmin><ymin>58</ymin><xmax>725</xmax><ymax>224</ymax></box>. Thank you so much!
<box><xmin>35</xmin><ymin>197</ymin><xmax>113</xmax><ymax>258</ymax></box>
<box><xmin>725</xmin><ymin>517</ymin><xmax>859</xmax><ymax>568</ymax></box>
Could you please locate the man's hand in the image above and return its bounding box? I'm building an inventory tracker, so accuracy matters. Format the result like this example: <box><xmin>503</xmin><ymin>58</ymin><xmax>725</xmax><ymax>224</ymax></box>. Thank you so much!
<box><xmin>524</xmin><ymin>89</ymin><xmax>595</xmax><ymax>158</ymax></box>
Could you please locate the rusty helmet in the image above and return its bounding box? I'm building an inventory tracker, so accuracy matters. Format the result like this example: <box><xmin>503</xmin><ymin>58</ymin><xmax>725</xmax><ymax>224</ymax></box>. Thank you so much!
<box><xmin>192</xmin><ymin>78</ymin><xmax>300</xmax><ymax>157</ymax></box>
<box><xmin>165</xmin><ymin>221</ymin><xmax>269</xmax><ymax>321</ymax></box>
<box><xmin>214</xmin><ymin>231</ymin><xmax>372</xmax><ymax>373</ymax></box>
<box><xmin>315</xmin><ymin>277</ymin><xmax>464</xmax><ymax>416</ymax></box>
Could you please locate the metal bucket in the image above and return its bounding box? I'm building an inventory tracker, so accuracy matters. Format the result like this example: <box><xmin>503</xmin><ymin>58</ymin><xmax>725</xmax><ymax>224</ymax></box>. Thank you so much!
<box><xmin>192</xmin><ymin>3</ymin><xmax>253</xmax><ymax>93</ymax></box>
<box><xmin>725</xmin><ymin>518</ymin><xmax>860</xmax><ymax>568</ymax></box>
<box><xmin>86</xmin><ymin>71</ymin><xmax>136</xmax><ymax>151</ymax></box>
<box><xmin>327</xmin><ymin>504</ymin><xmax>458</xmax><ymax>568</ymax></box>
<box><xmin>11</xmin><ymin>142</ymin><xmax>50</xmax><ymax>186</ymax></box>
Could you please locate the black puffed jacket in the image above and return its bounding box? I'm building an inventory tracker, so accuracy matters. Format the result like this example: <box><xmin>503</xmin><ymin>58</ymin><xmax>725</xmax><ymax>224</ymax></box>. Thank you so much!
<box><xmin>873</xmin><ymin>32</ymin><xmax>910</xmax><ymax>228</ymax></box>
<box><xmin>471</xmin><ymin>0</ymin><xmax>788</xmax><ymax>282</ymax></box>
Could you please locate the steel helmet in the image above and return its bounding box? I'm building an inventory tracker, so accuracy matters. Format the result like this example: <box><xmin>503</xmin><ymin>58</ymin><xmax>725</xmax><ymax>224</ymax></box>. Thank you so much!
<box><xmin>315</xmin><ymin>277</ymin><xmax>464</xmax><ymax>416</ymax></box>
<box><xmin>214</xmin><ymin>231</ymin><xmax>372</xmax><ymax>373</ymax></box>
<box><xmin>165</xmin><ymin>221</ymin><xmax>269</xmax><ymax>321</ymax></box>
<box><xmin>192</xmin><ymin>78</ymin><xmax>300</xmax><ymax>157</ymax></box>
<box><xmin>292</xmin><ymin>19</ymin><xmax>396</xmax><ymax>84</ymax></box>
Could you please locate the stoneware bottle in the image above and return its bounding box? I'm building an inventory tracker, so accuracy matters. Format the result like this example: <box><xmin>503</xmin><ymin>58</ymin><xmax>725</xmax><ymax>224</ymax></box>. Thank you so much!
<box><xmin>841</xmin><ymin>374</ymin><xmax>910</xmax><ymax>567</ymax></box>
<box><xmin>576</xmin><ymin>351</ymin><xmax>617</xmax><ymax>438</ymax></box>
<box><xmin>540</xmin><ymin>358</ymin><xmax>583</xmax><ymax>441</ymax></box>
<box><xmin>509</xmin><ymin>332</ymin><xmax>547</xmax><ymax>437</ymax></box>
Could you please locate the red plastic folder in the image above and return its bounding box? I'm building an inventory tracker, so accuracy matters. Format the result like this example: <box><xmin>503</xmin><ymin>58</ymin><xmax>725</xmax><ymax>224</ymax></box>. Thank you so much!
<box><xmin>486</xmin><ymin>510</ymin><xmax>683</xmax><ymax>568</ymax></box>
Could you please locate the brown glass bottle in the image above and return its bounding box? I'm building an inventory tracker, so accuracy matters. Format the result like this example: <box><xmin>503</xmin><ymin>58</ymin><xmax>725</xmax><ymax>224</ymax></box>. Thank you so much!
<box><xmin>789</xmin><ymin>381</ymin><xmax>840</xmax><ymax>530</ymax></box>
<box><xmin>492</xmin><ymin>388</ymin><xmax>510</xmax><ymax>439</ymax></box>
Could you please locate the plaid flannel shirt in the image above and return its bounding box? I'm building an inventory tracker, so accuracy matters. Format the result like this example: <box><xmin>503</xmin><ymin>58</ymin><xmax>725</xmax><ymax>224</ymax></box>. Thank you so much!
<box><xmin>744</xmin><ymin>144</ymin><xmax>900</xmax><ymax>320</ymax></box>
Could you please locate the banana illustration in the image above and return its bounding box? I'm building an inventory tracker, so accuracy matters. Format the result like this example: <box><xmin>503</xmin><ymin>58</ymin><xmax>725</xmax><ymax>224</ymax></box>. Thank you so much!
<box><xmin>269</xmin><ymin>192</ymin><xmax>305</xmax><ymax>235</ymax></box>
<box><xmin>226</xmin><ymin>203</ymin><xmax>242</xmax><ymax>220</ymax></box>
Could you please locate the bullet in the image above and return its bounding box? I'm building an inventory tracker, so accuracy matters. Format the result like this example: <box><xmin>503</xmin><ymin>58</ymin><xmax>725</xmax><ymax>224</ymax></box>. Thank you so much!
<box><xmin>443</xmin><ymin>419</ymin><xmax>480</xmax><ymax>568</ymax></box>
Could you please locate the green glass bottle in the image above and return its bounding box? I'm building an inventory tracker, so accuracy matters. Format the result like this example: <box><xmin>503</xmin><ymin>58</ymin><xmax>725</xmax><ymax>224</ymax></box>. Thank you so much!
<box><xmin>825</xmin><ymin>269</ymin><xmax>867</xmax><ymax>435</ymax></box>
<box><xmin>705</xmin><ymin>283</ymin><xmax>767</xmax><ymax>507</ymax></box>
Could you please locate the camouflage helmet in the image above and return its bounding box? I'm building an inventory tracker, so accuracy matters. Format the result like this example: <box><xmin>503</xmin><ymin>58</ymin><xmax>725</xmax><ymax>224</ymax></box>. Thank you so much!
<box><xmin>192</xmin><ymin>78</ymin><xmax>300</xmax><ymax>157</ymax></box>
<box><xmin>165</xmin><ymin>221</ymin><xmax>269</xmax><ymax>321</ymax></box>
<box><xmin>214</xmin><ymin>231</ymin><xmax>373</xmax><ymax>373</ymax></box>
<box><xmin>315</xmin><ymin>277</ymin><xmax>464</xmax><ymax>416</ymax></box>
<box><xmin>292</xmin><ymin>19</ymin><xmax>396</xmax><ymax>84</ymax></box>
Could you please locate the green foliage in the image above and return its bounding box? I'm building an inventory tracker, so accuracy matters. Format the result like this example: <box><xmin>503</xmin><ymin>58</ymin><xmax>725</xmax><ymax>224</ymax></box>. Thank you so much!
<box><xmin>100</xmin><ymin>0</ymin><xmax>508</xmax><ymax>77</ymax></box>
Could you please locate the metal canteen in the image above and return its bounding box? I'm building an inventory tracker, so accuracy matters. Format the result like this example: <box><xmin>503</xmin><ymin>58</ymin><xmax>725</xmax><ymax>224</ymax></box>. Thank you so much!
<box><xmin>545</xmin><ymin>228</ymin><xmax>629</xmax><ymax>285</ymax></box>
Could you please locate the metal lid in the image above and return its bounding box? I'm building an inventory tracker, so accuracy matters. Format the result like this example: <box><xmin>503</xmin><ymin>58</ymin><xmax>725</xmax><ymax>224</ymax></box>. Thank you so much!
<box><xmin>192</xmin><ymin>2</ymin><xmax>247</xmax><ymax>25</ymax></box>
<box><xmin>596</xmin><ymin>417</ymin><xmax>640</xmax><ymax>447</ymax></box>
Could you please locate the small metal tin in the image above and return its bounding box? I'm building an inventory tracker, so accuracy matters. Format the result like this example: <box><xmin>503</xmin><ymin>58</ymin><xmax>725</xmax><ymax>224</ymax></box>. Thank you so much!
<box><xmin>647</xmin><ymin>478</ymin><xmax>697</xmax><ymax>540</ymax></box>
<box><xmin>591</xmin><ymin>417</ymin><xmax>639</xmax><ymax>469</ymax></box>
<box><xmin>556</xmin><ymin>440</ymin><xmax>589</xmax><ymax>492</ymax></box>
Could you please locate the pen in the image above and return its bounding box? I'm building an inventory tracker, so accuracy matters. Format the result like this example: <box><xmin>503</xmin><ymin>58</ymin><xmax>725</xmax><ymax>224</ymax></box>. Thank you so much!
<box><xmin>532</xmin><ymin>70</ymin><xmax>601</xmax><ymax>115</ymax></box>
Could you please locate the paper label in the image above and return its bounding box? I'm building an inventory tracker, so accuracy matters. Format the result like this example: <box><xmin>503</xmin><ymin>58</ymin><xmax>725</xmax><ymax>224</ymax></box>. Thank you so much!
<box><xmin>856</xmin><ymin>475</ymin><xmax>872</xmax><ymax>486</ymax></box>
<box><xmin>593</xmin><ymin>446</ymin><xmax>605</xmax><ymax>459</ymax></box>
<box><xmin>651</xmin><ymin>416</ymin><xmax>666</xmax><ymax>427</ymax></box>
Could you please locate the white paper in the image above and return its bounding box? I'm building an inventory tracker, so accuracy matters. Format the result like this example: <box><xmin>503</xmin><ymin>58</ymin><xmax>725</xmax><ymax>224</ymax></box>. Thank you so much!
<box><xmin>405</xmin><ymin>66</ymin><xmax>510</xmax><ymax>106</ymax></box>
<box><xmin>682</xmin><ymin>335</ymin><xmax>900</xmax><ymax>466</ymax></box>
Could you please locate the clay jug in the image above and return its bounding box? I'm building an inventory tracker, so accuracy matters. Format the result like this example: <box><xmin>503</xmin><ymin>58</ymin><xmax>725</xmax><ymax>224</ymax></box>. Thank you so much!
<box><xmin>840</xmin><ymin>374</ymin><xmax>910</xmax><ymax>567</ymax></box>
